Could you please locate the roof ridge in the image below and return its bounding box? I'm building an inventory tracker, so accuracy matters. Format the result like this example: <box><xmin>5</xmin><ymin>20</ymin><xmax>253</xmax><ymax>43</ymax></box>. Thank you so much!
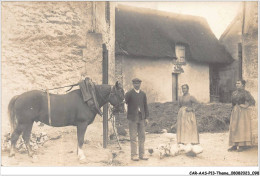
<box><xmin>116</xmin><ymin>4</ymin><xmax>208</xmax><ymax>23</ymax></box>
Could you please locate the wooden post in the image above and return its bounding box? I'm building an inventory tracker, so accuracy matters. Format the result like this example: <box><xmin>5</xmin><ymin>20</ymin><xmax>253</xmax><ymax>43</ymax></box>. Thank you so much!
<box><xmin>239</xmin><ymin>2</ymin><xmax>245</xmax><ymax>80</ymax></box>
<box><xmin>102</xmin><ymin>44</ymin><xmax>109</xmax><ymax>148</ymax></box>
<box><xmin>238</xmin><ymin>43</ymin><xmax>243</xmax><ymax>80</ymax></box>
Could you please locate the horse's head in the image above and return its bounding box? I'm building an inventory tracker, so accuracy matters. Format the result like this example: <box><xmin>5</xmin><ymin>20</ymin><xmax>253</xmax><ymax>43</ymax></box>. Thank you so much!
<box><xmin>108</xmin><ymin>81</ymin><xmax>125</xmax><ymax>113</ymax></box>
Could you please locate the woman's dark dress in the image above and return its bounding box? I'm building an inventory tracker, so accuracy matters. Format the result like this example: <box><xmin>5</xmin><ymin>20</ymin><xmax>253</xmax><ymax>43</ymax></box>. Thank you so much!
<box><xmin>229</xmin><ymin>89</ymin><xmax>255</xmax><ymax>146</ymax></box>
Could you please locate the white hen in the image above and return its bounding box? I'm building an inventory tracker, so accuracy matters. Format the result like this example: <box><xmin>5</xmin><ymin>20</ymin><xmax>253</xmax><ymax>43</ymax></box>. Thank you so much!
<box><xmin>191</xmin><ymin>145</ymin><xmax>203</xmax><ymax>154</ymax></box>
<box><xmin>161</xmin><ymin>129</ymin><xmax>175</xmax><ymax>142</ymax></box>
<box><xmin>169</xmin><ymin>144</ymin><xmax>180</xmax><ymax>156</ymax></box>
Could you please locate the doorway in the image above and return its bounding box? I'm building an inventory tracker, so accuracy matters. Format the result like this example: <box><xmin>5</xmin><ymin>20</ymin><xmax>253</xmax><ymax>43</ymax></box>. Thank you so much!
<box><xmin>172</xmin><ymin>73</ymin><xmax>178</xmax><ymax>101</ymax></box>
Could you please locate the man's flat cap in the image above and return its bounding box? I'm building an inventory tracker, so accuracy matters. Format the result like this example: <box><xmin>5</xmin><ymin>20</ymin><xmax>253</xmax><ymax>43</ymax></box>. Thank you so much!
<box><xmin>132</xmin><ymin>78</ymin><xmax>142</xmax><ymax>83</ymax></box>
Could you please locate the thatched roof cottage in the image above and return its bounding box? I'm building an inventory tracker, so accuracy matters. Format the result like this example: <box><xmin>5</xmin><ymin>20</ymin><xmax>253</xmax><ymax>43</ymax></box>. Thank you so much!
<box><xmin>115</xmin><ymin>5</ymin><xmax>233</xmax><ymax>103</ymax></box>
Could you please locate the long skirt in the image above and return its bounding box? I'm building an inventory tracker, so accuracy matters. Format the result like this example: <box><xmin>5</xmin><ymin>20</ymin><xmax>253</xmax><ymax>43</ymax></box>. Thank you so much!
<box><xmin>176</xmin><ymin>107</ymin><xmax>199</xmax><ymax>144</ymax></box>
<box><xmin>229</xmin><ymin>105</ymin><xmax>252</xmax><ymax>146</ymax></box>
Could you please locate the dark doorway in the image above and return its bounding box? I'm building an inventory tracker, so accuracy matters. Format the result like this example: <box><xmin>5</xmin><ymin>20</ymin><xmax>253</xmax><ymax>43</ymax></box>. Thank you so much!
<box><xmin>172</xmin><ymin>73</ymin><xmax>178</xmax><ymax>101</ymax></box>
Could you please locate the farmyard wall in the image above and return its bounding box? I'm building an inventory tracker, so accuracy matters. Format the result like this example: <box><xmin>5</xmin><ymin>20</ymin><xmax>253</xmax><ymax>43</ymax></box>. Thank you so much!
<box><xmin>219</xmin><ymin>2</ymin><xmax>258</xmax><ymax>145</ymax></box>
<box><xmin>242</xmin><ymin>2</ymin><xmax>258</xmax><ymax>145</ymax></box>
<box><xmin>1</xmin><ymin>2</ymin><xmax>115</xmax><ymax>134</ymax></box>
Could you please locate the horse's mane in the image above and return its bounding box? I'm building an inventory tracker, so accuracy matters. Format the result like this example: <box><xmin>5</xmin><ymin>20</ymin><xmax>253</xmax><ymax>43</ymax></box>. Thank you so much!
<box><xmin>95</xmin><ymin>84</ymin><xmax>112</xmax><ymax>100</ymax></box>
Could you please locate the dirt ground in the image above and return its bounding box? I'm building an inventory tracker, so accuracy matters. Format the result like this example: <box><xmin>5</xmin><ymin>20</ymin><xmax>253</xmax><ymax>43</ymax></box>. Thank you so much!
<box><xmin>1</xmin><ymin>124</ymin><xmax>258</xmax><ymax>167</ymax></box>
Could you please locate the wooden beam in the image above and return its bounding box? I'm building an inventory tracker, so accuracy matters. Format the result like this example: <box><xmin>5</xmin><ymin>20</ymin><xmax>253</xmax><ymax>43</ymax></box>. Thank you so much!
<box><xmin>102</xmin><ymin>44</ymin><xmax>109</xmax><ymax>148</ymax></box>
<box><xmin>238</xmin><ymin>43</ymin><xmax>243</xmax><ymax>80</ymax></box>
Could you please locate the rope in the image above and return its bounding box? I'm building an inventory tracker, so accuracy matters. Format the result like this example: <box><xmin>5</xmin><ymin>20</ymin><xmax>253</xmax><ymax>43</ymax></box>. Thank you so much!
<box><xmin>109</xmin><ymin>105</ymin><xmax>121</xmax><ymax>150</ymax></box>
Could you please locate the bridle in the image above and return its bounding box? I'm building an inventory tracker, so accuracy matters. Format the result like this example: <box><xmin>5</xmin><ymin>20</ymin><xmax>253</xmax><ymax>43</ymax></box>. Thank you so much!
<box><xmin>99</xmin><ymin>85</ymin><xmax>125</xmax><ymax>108</ymax></box>
<box><xmin>109</xmin><ymin>86</ymin><xmax>125</xmax><ymax>108</ymax></box>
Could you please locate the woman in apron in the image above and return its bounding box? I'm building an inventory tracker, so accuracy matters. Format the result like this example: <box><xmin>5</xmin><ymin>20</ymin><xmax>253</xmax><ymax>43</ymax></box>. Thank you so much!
<box><xmin>176</xmin><ymin>84</ymin><xmax>199</xmax><ymax>145</ymax></box>
<box><xmin>228</xmin><ymin>80</ymin><xmax>255</xmax><ymax>152</ymax></box>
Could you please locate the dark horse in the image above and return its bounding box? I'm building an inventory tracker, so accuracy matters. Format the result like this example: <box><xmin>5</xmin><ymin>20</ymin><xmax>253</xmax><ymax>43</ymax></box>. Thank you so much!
<box><xmin>8</xmin><ymin>81</ymin><xmax>125</xmax><ymax>161</ymax></box>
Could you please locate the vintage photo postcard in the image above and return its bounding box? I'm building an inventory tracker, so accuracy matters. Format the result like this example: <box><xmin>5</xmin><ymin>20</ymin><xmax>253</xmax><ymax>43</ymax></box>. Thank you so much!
<box><xmin>1</xmin><ymin>1</ymin><xmax>259</xmax><ymax>175</ymax></box>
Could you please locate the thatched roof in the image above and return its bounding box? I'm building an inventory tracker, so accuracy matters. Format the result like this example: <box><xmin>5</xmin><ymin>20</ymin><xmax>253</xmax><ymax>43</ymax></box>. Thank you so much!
<box><xmin>116</xmin><ymin>5</ymin><xmax>233</xmax><ymax>63</ymax></box>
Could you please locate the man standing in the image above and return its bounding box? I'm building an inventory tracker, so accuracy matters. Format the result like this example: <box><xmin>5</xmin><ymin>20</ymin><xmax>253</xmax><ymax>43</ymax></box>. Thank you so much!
<box><xmin>125</xmin><ymin>78</ymin><xmax>149</xmax><ymax>161</ymax></box>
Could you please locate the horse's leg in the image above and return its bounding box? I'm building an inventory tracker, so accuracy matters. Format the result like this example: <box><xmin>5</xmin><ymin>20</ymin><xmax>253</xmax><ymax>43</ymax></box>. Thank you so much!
<box><xmin>22</xmin><ymin>121</ymin><xmax>34</xmax><ymax>157</ymax></box>
<box><xmin>9</xmin><ymin>124</ymin><xmax>24</xmax><ymax>157</ymax></box>
<box><xmin>77</xmin><ymin>121</ymin><xmax>88</xmax><ymax>161</ymax></box>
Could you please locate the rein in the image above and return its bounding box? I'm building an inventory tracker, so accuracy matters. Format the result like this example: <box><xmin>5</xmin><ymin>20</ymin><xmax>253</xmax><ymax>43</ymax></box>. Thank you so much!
<box><xmin>108</xmin><ymin>104</ymin><xmax>122</xmax><ymax>150</ymax></box>
<box><xmin>43</xmin><ymin>83</ymin><xmax>79</xmax><ymax>92</ymax></box>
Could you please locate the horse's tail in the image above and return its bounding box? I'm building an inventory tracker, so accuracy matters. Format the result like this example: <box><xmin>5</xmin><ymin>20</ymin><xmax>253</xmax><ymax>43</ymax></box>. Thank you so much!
<box><xmin>8</xmin><ymin>95</ymin><xmax>19</xmax><ymax>133</ymax></box>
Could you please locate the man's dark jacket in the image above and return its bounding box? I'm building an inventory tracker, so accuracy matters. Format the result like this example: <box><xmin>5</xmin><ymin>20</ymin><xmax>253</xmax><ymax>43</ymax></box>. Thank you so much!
<box><xmin>125</xmin><ymin>89</ymin><xmax>149</xmax><ymax>120</ymax></box>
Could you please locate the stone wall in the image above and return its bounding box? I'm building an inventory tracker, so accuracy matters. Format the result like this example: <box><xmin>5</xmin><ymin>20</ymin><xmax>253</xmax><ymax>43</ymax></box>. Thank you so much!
<box><xmin>242</xmin><ymin>2</ymin><xmax>258</xmax><ymax>145</ymax></box>
<box><xmin>119</xmin><ymin>56</ymin><xmax>173</xmax><ymax>103</ymax></box>
<box><xmin>219</xmin><ymin>1</ymin><xmax>258</xmax><ymax>145</ymax></box>
<box><xmin>219</xmin><ymin>1</ymin><xmax>258</xmax><ymax>102</ymax></box>
<box><xmin>115</xmin><ymin>55</ymin><xmax>123</xmax><ymax>85</ymax></box>
<box><xmin>1</xmin><ymin>1</ymin><xmax>115</xmax><ymax>134</ymax></box>
<box><xmin>116</xmin><ymin>55</ymin><xmax>210</xmax><ymax>103</ymax></box>
<box><xmin>178</xmin><ymin>61</ymin><xmax>210</xmax><ymax>103</ymax></box>
<box><xmin>242</xmin><ymin>2</ymin><xmax>258</xmax><ymax>100</ymax></box>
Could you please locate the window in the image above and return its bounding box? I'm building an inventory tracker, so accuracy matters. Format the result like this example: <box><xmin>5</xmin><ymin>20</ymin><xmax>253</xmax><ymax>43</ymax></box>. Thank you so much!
<box><xmin>175</xmin><ymin>45</ymin><xmax>185</xmax><ymax>63</ymax></box>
